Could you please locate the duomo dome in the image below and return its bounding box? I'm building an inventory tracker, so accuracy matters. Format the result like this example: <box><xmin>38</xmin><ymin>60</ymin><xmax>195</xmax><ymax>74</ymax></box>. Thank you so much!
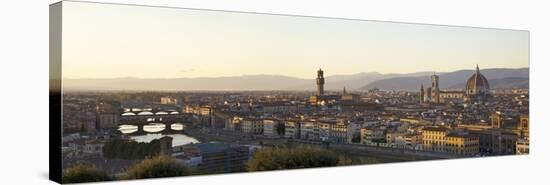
<box><xmin>466</xmin><ymin>65</ymin><xmax>490</xmax><ymax>96</ymax></box>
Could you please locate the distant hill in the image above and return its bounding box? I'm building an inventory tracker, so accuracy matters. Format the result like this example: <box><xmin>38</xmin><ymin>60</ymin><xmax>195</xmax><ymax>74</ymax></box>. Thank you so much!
<box><xmin>360</xmin><ymin>68</ymin><xmax>528</xmax><ymax>91</ymax></box>
<box><xmin>63</xmin><ymin>68</ymin><xmax>528</xmax><ymax>91</ymax></box>
<box><xmin>63</xmin><ymin>75</ymin><xmax>311</xmax><ymax>91</ymax></box>
<box><xmin>286</xmin><ymin>71</ymin><xmax>433</xmax><ymax>90</ymax></box>
<box><xmin>63</xmin><ymin>72</ymin><xmax>433</xmax><ymax>91</ymax></box>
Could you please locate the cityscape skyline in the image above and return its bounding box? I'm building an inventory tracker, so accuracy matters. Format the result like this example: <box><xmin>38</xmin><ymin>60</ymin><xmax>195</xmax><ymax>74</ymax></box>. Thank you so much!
<box><xmin>62</xmin><ymin>1</ymin><xmax>528</xmax><ymax>79</ymax></box>
<box><xmin>52</xmin><ymin>1</ymin><xmax>529</xmax><ymax>183</ymax></box>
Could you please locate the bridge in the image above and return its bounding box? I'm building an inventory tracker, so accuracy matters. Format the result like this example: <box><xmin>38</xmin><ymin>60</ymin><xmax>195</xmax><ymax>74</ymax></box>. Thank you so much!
<box><xmin>119</xmin><ymin>109</ymin><xmax>196</xmax><ymax>134</ymax></box>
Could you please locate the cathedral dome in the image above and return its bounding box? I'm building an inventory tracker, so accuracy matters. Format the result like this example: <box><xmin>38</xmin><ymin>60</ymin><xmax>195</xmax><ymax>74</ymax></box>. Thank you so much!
<box><xmin>466</xmin><ymin>65</ymin><xmax>490</xmax><ymax>95</ymax></box>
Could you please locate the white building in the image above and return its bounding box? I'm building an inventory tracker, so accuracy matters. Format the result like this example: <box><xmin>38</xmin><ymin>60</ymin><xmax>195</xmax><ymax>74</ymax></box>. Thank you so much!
<box><xmin>242</xmin><ymin>118</ymin><xmax>263</xmax><ymax>134</ymax></box>
<box><xmin>300</xmin><ymin>120</ymin><xmax>320</xmax><ymax>141</ymax></box>
<box><xmin>284</xmin><ymin>120</ymin><xmax>300</xmax><ymax>139</ymax></box>
<box><xmin>262</xmin><ymin>119</ymin><xmax>280</xmax><ymax>137</ymax></box>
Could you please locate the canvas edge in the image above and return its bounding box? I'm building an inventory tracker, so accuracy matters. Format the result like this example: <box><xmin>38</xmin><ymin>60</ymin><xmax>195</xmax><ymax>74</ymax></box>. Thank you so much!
<box><xmin>49</xmin><ymin>1</ymin><xmax>63</xmax><ymax>184</ymax></box>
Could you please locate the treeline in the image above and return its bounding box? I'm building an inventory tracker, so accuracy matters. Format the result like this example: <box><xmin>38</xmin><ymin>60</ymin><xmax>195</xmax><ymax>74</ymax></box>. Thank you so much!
<box><xmin>66</xmin><ymin>145</ymin><xmax>378</xmax><ymax>183</ymax></box>
<box><xmin>63</xmin><ymin>155</ymin><xmax>192</xmax><ymax>183</ymax></box>
<box><xmin>102</xmin><ymin>138</ymin><xmax>160</xmax><ymax>160</ymax></box>
<box><xmin>62</xmin><ymin>164</ymin><xmax>112</xmax><ymax>183</ymax></box>
<box><xmin>246</xmin><ymin>145</ymin><xmax>374</xmax><ymax>171</ymax></box>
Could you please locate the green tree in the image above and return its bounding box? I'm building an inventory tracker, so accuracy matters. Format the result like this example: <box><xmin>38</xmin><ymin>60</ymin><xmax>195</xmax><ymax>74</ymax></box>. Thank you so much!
<box><xmin>350</xmin><ymin>136</ymin><xmax>361</xmax><ymax>143</ymax></box>
<box><xmin>247</xmin><ymin>145</ymin><xmax>350</xmax><ymax>171</ymax></box>
<box><xmin>62</xmin><ymin>164</ymin><xmax>111</xmax><ymax>183</ymax></box>
<box><xmin>276</xmin><ymin>123</ymin><xmax>285</xmax><ymax>136</ymax></box>
<box><xmin>102</xmin><ymin>138</ymin><xmax>161</xmax><ymax>160</ymax></box>
<box><xmin>79</xmin><ymin>123</ymin><xmax>87</xmax><ymax>133</ymax></box>
<box><xmin>125</xmin><ymin>155</ymin><xmax>192</xmax><ymax>179</ymax></box>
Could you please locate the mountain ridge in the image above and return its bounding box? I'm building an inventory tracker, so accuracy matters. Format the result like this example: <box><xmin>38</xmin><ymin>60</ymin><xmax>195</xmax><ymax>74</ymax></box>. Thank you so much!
<box><xmin>361</xmin><ymin>68</ymin><xmax>528</xmax><ymax>91</ymax></box>
<box><xmin>63</xmin><ymin>68</ymin><xmax>528</xmax><ymax>91</ymax></box>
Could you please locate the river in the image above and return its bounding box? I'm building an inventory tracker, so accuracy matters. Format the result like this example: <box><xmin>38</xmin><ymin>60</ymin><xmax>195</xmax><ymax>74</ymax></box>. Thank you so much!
<box><xmin>118</xmin><ymin>123</ymin><xmax>199</xmax><ymax>147</ymax></box>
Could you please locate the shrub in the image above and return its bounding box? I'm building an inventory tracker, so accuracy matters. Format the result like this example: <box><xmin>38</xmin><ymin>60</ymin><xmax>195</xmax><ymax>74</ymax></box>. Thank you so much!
<box><xmin>62</xmin><ymin>164</ymin><xmax>111</xmax><ymax>183</ymax></box>
<box><xmin>247</xmin><ymin>145</ymin><xmax>348</xmax><ymax>171</ymax></box>
<box><xmin>125</xmin><ymin>155</ymin><xmax>192</xmax><ymax>179</ymax></box>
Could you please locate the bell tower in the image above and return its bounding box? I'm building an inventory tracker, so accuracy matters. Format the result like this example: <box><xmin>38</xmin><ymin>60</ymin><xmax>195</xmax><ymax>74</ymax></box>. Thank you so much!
<box><xmin>316</xmin><ymin>68</ymin><xmax>325</xmax><ymax>96</ymax></box>
<box><xmin>420</xmin><ymin>83</ymin><xmax>425</xmax><ymax>104</ymax></box>
<box><xmin>431</xmin><ymin>73</ymin><xmax>440</xmax><ymax>103</ymax></box>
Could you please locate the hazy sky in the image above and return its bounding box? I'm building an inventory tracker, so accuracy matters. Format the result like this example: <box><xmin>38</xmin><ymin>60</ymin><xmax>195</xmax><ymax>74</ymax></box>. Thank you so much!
<box><xmin>62</xmin><ymin>1</ymin><xmax>529</xmax><ymax>79</ymax></box>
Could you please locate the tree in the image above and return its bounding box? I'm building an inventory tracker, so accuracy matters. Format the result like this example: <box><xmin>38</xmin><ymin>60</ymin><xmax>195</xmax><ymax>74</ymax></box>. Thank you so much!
<box><xmin>350</xmin><ymin>136</ymin><xmax>361</xmax><ymax>143</ymax></box>
<box><xmin>102</xmin><ymin>138</ymin><xmax>161</xmax><ymax>160</ymax></box>
<box><xmin>125</xmin><ymin>155</ymin><xmax>192</xmax><ymax>179</ymax></box>
<box><xmin>62</xmin><ymin>164</ymin><xmax>111</xmax><ymax>183</ymax></box>
<box><xmin>247</xmin><ymin>145</ymin><xmax>349</xmax><ymax>171</ymax></box>
<box><xmin>79</xmin><ymin>123</ymin><xmax>87</xmax><ymax>133</ymax></box>
<box><xmin>276</xmin><ymin>123</ymin><xmax>285</xmax><ymax>136</ymax></box>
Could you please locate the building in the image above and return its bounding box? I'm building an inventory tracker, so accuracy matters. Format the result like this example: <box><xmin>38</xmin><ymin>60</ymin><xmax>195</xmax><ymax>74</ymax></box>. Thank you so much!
<box><xmin>262</xmin><ymin>118</ymin><xmax>280</xmax><ymax>137</ymax></box>
<box><xmin>309</xmin><ymin>68</ymin><xmax>341</xmax><ymax>105</ymax></box>
<box><xmin>329</xmin><ymin>120</ymin><xmax>349</xmax><ymax>143</ymax></box>
<box><xmin>184</xmin><ymin>104</ymin><xmax>212</xmax><ymax>116</ymax></box>
<box><xmin>184</xmin><ymin>104</ymin><xmax>214</xmax><ymax>125</ymax></box>
<box><xmin>284</xmin><ymin>119</ymin><xmax>300</xmax><ymax>139</ymax></box>
<box><xmin>318</xmin><ymin>121</ymin><xmax>331</xmax><ymax>141</ymax></box>
<box><xmin>242</xmin><ymin>117</ymin><xmax>263</xmax><ymax>134</ymax></box>
<box><xmin>346</xmin><ymin>122</ymin><xmax>363</xmax><ymax>143</ymax></box>
<box><xmin>431</xmin><ymin>74</ymin><xmax>441</xmax><ymax>103</ymax></box>
<box><xmin>83</xmin><ymin>139</ymin><xmax>104</xmax><ymax>157</ymax></box>
<box><xmin>422</xmin><ymin>127</ymin><xmax>449</xmax><ymax>152</ymax></box>
<box><xmin>300</xmin><ymin>120</ymin><xmax>320</xmax><ymax>141</ymax></box>
<box><xmin>491</xmin><ymin>112</ymin><xmax>504</xmax><ymax>129</ymax></box>
<box><xmin>516</xmin><ymin>137</ymin><xmax>529</xmax><ymax>154</ymax></box>
<box><xmin>423</xmin><ymin>73</ymin><xmax>466</xmax><ymax>104</ymax></box>
<box><xmin>385</xmin><ymin>132</ymin><xmax>403</xmax><ymax>144</ymax></box>
<box><xmin>176</xmin><ymin>143</ymin><xmax>250</xmax><ymax>173</ymax></box>
<box><xmin>422</xmin><ymin>127</ymin><xmax>480</xmax><ymax>156</ymax></box>
<box><xmin>517</xmin><ymin>115</ymin><xmax>529</xmax><ymax>137</ymax></box>
<box><xmin>465</xmin><ymin>65</ymin><xmax>491</xmax><ymax>102</ymax></box>
<box><xmin>96</xmin><ymin>111</ymin><xmax>120</xmax><ymax>129</ymax></box>
<box><xmin>225</xmin><ymin>116</ymin><xmax>243</xmax><ymax>132</ymax></box>
<box><xmin>341</xmin><ymin>87</ymin><xmax>360</xmax><ymax>103</ymax></box>
<box><xmin>360</xmin><ymin>127</ymin><xmax>385</xmax><ymax>144</ymax></box>
<box><xmin>490</xmin><ymin>130</ymin><xmax>517</xmax><ymax>155</ymax></box>
<box><xmin>83</xmin><ymin>112</ymin><xmax>97</xmax><ymax>134</ymax></box>
<box><xmin>317</xmin><ymin>68</ymin><xmax>325</xmax><ymax>96</ymax></box>
<box><xmin>420</xmin><ymin>65</ymin><xmax>490</xmax><ymax>104</ymax></box>
<box><xmin>439</xmin><ymin>90</ymin><xmax>466</xmax><ymax>104</ymax></box>
<box><xmin>463</xmin><ymin>128</ymin><xmax>518</xmax><ymax>155</ymax></box>
<box><xmin>419</xmin><ymin>83</ymin><xmax>425</xmax><ymax>104</ymax></box>
<box><xmin>160</xmin><ymin>96</ymin><xmax>177</xmax><ymax>105</ymax></box>
<box><xmin>444</xmin><ymin>133</ymin><xmax>479</xmax><ymax>156</ymax></box>
<box><xmin>395</xmin><ymin>134</ymin><xmax>423</xmax><ymax>150</ymax></box>
<box><xmin>425</xmin><ymin>87</ymin><xmax>432</xmax><ymax>102</ymax></box>
<box><xmin>256</xmin><ymin>102</ymin><xmax>298</xmax><ymax>113</ymax></box>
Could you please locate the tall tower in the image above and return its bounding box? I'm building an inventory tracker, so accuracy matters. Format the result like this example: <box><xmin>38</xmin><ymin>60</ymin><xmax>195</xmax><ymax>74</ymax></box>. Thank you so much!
<box><xmin>420</xmin><ymin>83</ymin><xmax>424</xmax><ymax>104</ymax></box>
<box><xmin>426</xmin><ymin>87</ymin><xmax>432</xmax><ymax>102</ymax></box>
<box><xmin>431</xmin><ymin>73</ymin><xmax>440</xmax><ymax>103</ymax></box>
<box><xmin>316</xmin><ymin>68</ymin><xmax>325</xmax><ymax>96</ymax></box>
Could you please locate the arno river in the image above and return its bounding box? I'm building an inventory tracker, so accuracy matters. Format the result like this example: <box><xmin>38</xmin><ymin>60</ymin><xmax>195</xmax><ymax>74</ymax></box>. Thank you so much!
<box><xmin>118</xmin><ymin>123</ymin><xmax>199</xmax><ymax>147</ymax></box>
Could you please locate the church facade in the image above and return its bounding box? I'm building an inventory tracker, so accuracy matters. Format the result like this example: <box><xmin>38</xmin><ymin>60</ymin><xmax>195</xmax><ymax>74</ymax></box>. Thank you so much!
<box><xmin>420</xmin><ymin>65</ymin><xmax>490</xmax><ymax>104</ymax></box>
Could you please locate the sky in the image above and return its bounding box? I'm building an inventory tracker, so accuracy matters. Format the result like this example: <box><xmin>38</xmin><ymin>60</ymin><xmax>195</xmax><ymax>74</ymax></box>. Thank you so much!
<box><xmin>62</xmin><ymin>1</ymin><xmax>529</xmax><ymax>79</ymax></box>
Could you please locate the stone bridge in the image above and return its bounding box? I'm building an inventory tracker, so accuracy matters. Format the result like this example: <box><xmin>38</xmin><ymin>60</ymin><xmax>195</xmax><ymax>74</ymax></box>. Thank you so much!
<box><xmin>119</xmin><ymin>110</ymin><xmax>195</xmax><ymax>133</ymax></box>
